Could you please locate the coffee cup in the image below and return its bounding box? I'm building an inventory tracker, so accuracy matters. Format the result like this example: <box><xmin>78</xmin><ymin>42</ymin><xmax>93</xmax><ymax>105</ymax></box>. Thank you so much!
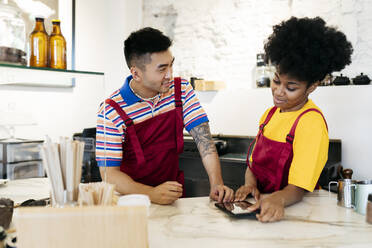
<box><xmin>354</xmin><ymin>180</ymin><xmax>372</xmax><ymax>215</ymax></box>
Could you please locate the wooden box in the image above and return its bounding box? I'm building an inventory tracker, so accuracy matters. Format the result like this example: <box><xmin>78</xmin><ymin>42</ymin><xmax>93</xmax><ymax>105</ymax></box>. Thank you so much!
<box><xmin>194</xmin><ymin>79</ymin><xmax>226</xmax><ymax>91</ymax></box>
<box><xmin>14</xmin><ymin>205</ymin><xmax>148</xmax><ymax>248</ymax></box>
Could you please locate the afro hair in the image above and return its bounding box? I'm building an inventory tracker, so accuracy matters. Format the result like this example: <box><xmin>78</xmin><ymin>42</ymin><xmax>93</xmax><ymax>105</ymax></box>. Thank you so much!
<box><xmin>264</xmin><ymin>16</ymin><xmax>353</xmax><ymax>86</ymax></box>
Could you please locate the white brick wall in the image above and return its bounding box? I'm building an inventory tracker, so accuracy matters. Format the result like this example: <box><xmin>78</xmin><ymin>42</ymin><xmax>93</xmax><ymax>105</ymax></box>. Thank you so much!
<box><xmin>143</xmin><ymin>0</ymin><xmax>372</xmax><ymax>88</ymax></box>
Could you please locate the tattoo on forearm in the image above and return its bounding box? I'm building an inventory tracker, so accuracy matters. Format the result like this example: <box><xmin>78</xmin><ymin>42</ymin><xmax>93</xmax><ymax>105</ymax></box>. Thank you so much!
<box><xmin>189</xmin><ymin>122</ymin><xmax>217</xmax><ymax>158</ymax></box>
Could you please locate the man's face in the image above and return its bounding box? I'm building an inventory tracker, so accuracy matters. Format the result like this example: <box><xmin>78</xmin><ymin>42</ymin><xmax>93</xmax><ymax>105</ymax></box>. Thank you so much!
<box><xmin>136</xmin><ymin>49</ymin><xmax>174</xmax><ymax>96</ymax></box>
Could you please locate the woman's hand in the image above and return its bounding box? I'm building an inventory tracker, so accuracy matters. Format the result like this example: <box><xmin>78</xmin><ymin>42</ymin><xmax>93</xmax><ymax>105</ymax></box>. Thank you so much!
<box><xmin>253</xmin><ymin>194</ymin><xmax>285</xmax><ymax>222</ymax></box>
<box><xmin>248</xmin><ymin>185</ymin><xmax>305</xmax><ymax>222</ymax></box>
<box><xmin>234</xmin><ymin>184</ymin><xmax>260</xmax><ymax>202</ymax></box>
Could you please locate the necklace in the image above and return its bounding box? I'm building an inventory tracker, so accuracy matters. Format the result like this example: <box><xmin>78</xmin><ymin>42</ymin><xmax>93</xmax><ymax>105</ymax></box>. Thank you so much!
<box><xmin>129</xmin><ymin>79</ymin><xmax>160</xmax><ymax>102</ymax></box>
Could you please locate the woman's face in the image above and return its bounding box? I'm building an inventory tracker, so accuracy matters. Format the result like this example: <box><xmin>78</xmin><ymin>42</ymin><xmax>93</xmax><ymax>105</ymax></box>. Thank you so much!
<box><xmin>271</xmin><ymin>72</ymin><xmax>317</xmax><ymax>112</ymax></box>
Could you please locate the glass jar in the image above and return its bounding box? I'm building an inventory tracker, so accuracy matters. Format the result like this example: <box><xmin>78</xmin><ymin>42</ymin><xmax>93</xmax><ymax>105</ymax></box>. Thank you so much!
<box><xmin>49</xmin><ymin>19</ymin><xmax>66</xmax><ymax>69</ymax></box>
<box><xmin>254</xmin><ymin>53</ymin><xmax>273</xmax><ymax>88</ymax></box>
<box><xmin>0</xmin><ymin>0</ymin><xmax>26</xmax><ymax>65</ymax></box>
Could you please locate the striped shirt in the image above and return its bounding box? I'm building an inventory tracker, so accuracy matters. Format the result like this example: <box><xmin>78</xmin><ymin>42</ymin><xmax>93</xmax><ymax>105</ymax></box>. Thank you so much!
<box><xmin>96</xmin><ymin>75</ymin><xmax>209</xmax><ymax>167</ymax></box>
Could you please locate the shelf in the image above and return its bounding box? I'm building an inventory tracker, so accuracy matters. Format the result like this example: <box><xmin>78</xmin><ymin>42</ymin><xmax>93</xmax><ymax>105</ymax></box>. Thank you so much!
<box><xmin>0</xmin><ymin>63</ymin><xmax>104</xmax><ymax>88</ymax></box>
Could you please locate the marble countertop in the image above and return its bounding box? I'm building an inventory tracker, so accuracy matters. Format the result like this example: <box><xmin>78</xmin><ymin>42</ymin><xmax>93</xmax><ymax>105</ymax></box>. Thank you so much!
<box><xmin>1</xmin><ymin>178</ymin><xmax>371</xmax><ymax>248</ymax></box>
<box><xmin>148</xmin><ymin>192</ymin><xmax>372</xmax><ymax>248</ymax></box>
<box><xmin>0</xmin><ymin>178</ymin><xmax>50</xmax><ymax>204</ymax></box>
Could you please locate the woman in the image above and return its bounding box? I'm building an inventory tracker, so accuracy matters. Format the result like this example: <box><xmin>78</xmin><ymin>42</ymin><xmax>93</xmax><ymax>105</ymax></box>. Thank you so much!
<box><xmin>235</xmin><ymin>16</ymin><xmax>353</xmax><ymax>222</ymax></box>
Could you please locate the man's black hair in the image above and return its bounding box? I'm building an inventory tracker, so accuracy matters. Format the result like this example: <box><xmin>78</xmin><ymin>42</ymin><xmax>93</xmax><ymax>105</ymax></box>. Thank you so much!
<box><xmin>124</xmin><ymin>27</ymin><xmax>172</xmax><ymax>70</ymax></box>
<box><xmin>264</xmin><ymin>16</ymin><xmax>353</xmax><ymax>86</ymax></box>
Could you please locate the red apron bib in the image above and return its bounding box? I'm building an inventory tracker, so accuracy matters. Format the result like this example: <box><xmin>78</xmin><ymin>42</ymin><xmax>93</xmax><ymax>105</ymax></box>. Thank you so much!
<box><xmin>247</xmin><ymin>106</ymin><xmax>328</xmax><ymax>193</ymax></box>
<box><xmin>105</xmin><ymin>77</ymin><xmax>184</xmax><ymax>187</ymax></box>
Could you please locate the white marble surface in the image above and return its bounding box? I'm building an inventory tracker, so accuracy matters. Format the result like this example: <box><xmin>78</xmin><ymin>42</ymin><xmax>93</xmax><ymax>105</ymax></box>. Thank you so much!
<box><xmin>1</xmin><ymin>178</ymin><xmax>371</xmax><ymax>248</ymax></box>
<box><xmin>148</xmin><ymin>191</ymin><xmax>372</xmax><ymax>248</ymax></box>
<box><xmin>0</xmin><ymin>178</ymin><xmax>50</xmax><ymax>204</ymax></box>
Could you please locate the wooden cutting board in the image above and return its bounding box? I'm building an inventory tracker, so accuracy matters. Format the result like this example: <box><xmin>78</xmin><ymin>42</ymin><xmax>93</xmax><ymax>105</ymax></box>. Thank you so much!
<box><xmin>14</xmin><ymin>205</ymin><xmax>148</xmax><ymax>248</ymax></box>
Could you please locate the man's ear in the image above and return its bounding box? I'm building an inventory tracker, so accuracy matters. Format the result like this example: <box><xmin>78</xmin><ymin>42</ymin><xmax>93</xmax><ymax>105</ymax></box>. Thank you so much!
<box><xmin>130</xmin><ymin>66</ymin><xmax>142</xmax><ymax>81</ymax></box>
<box><xmin>307</xmin><ymin>81</ymin><xmax>319</xmax><ymax>95</ymax></box>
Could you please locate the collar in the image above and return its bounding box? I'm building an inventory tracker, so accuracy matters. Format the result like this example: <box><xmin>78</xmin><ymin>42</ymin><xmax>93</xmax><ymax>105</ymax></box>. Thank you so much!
<box><xmin>119</xmin><ymin>75</ymin><xmax>141</xmax><ymax>105</ymax></box>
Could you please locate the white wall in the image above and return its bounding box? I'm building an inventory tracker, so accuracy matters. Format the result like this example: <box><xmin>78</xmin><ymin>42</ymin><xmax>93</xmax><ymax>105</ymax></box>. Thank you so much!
<box><xmin>0</xmin><ymin>73</ymin><xmax>104</xmax><ymax>140</ymax></box>
<box><xmin>74</xmin><ymin>0</ymin><xmax>143</xmax><ymax>95</ymax></box>
<box><xmin>141</xmin><ymin>0</ymin><xmax>372</xmax><ymax>180</ymax></box>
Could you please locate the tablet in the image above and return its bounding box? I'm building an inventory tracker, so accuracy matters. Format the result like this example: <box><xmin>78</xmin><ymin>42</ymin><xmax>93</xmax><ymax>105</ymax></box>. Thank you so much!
<box><xmin>215</xmin><ymin>201</ymin><xmax>260</xmax><ymax>218</ymax></box>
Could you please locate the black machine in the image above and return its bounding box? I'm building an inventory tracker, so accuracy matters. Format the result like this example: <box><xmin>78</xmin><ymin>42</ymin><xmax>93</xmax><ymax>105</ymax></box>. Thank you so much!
<box><xmin>73</xmin><ymin>128</ymin><xmax>101</xmax><ymax>183</ymax></box>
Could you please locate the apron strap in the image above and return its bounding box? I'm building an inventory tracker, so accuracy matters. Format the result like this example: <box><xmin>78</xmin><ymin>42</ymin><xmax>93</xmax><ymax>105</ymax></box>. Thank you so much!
<box><xmin>259</xmin><ymin>106</ymin><xmax>277</xmax><ymax>131</ymax></box>
<box><xmin>174</xmin><ymin>77</ymin><xmax>184</xmax><ymax>154</ymax></box>
<box><xmin>247</xmin><ymin>106</ymin><xmax>277</xmax><ymax>168</ymax></box>
<box><xmin>286</xmin><ymin>108</ymin><xmax>328</xmax><ymax>144</ymax></box>
<box><xmin>275</xmin><ymin>108</ymin><xmax>328</xmax><ymax>190</ymax></box>
<box><xmin>104</xmin><ymin>98</ymin><xmax>146</xmax><ymax>167</ymax></box>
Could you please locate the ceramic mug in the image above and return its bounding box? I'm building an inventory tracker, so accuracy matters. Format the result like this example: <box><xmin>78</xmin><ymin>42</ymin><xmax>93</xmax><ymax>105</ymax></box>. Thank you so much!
<box><xmin>354</xmin><ymin>180</ymin><xmax>372</xmax><ymax>215</ymax></box>
<box><xmin>329</xmin><ymin>179</ymin><xmax>356</xmax><ymax>208</ymax></box>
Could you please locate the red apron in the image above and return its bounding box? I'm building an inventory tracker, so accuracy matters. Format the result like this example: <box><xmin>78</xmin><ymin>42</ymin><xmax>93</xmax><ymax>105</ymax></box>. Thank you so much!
<box><xmin>247</xmin><ymin>107</ymin><xmax>328</xmax><ymax>193</ymax></box>
<box><xmin>105</xmin><ymin>77</ymin><xmax>184</xmax><ymax>187</ymax></box>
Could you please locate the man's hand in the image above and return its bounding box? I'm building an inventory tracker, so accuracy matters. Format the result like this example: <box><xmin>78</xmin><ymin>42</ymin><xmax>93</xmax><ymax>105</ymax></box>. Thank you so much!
<box><xmin>148</xmin><ymin>181</ymin><xmax>183</xmax><ymax>205</ymax></box>
<box><xmin>210</xmin><ymin>184</ymin><xmax>234</xmax><ymax>202</ymax></box>
<box><xmin>235</xmin><ymin>184</ymin><xmax>260</xmax><ymax>202</ymax></box>
<box><xmin>248</xmin><ymin>194</ymin><xmax>285</xmax><ymax>222</ymax></box>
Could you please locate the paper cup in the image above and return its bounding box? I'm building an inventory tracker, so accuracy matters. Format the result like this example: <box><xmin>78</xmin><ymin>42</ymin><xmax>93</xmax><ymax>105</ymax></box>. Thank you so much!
<box><xmin>117</xmin><ymin>194</ymin><xmax>150</xmax><ymax>216</ymax></box>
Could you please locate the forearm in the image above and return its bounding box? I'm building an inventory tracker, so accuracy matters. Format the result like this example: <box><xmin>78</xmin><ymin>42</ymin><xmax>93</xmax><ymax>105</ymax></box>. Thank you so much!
<box><xmin>244</xmin><ymin>167</ymin><xmax>257</xmax><ymax>187</ymax></box>
<box><xmin>189</xmin><ymin>122</ymin><xmax>223</xmax><ymax>186</ymax></box>
<box><xmin>201</xmin><ymin>152</ymin><xmax>224</xmax><ymax>186</ymax></box>
<box><xmin>99</xmin><ymin>167</ymin><xmax>153</xmax><ymax>195</ymax></box>
<box><xmin>269</xmin><ymin>184</ymin><xmax>305</xmax><ymax>207</ymax></box>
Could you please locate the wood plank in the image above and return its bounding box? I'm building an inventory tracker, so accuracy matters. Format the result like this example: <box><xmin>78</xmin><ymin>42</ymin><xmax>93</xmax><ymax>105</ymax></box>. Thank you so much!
<box><xmin>14</xmin><ymin>205</ymin><xmax>148</xmax><ymax>248</ymax></box>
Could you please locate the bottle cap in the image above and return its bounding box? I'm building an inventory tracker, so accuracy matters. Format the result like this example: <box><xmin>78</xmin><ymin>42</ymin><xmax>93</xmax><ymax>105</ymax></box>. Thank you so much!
<box><xmin>35</xmin><ymin>17</ymin><xmax>45</xmax><ymax>21</ymax></box>
<box><xmin>52</xmin><ymin>19</ymin><xmax>61</xmax><ymax>23</ymax></box>
<box><xmin>368</xmin><ymin>193</ymin><xmax>372</xmax><ymax>202</ymax></box>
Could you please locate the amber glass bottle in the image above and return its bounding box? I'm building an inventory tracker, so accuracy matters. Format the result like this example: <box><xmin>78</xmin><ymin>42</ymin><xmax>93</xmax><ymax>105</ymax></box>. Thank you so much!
<box><xmin>49</xmin><ymin>19</ymin><xmax>66</xmax><ymax>69</ymax></box>
<box><xmin>29</xmin><ymin>17</ymin><xmax>48</xmax><ymax>67</ymax></box>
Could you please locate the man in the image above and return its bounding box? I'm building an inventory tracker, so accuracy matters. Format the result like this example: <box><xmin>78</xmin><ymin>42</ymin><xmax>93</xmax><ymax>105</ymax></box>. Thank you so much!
<box><xmin>96</xmin><ymin>27</ymin><xmax>233</xmax><ymax>205</ymax></box>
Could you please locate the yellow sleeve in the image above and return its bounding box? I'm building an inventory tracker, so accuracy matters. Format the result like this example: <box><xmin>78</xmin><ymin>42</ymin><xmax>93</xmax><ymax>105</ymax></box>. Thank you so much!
<box><xmin>259</xmin><ymin>108</ymin><xmax>272</xmax><ymax>126</ymax></box>
<box><xmin>288</xmin><ymin>111</ymin><xmax>329</xmax><ymax>192</ymax></box>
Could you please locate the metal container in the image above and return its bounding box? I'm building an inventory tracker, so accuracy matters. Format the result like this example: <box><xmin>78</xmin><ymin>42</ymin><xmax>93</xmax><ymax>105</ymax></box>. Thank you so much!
<box><xmin>329</xmin><ymin>179</ymin><xmax>356</xmax><ymax>208</ymax></box>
